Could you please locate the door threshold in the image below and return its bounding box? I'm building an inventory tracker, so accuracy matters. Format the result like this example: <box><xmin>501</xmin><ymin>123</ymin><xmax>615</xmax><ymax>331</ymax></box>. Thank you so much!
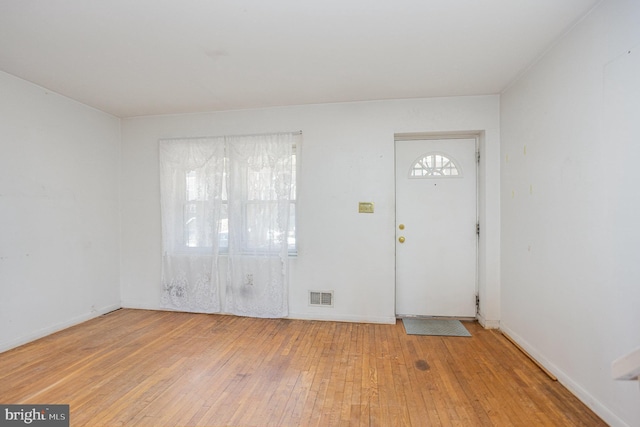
<box><xmin>396</xmin><ymin>314</ymin><xmax>476</xmax><ymax>322</ymax></box>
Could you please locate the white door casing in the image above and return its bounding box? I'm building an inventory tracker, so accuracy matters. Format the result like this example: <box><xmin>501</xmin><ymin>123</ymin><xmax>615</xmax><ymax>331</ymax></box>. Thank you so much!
<box><xmin>395</xmin><ymin>137</ymin><xmax>477</xmax><ymax>317</ymax></box>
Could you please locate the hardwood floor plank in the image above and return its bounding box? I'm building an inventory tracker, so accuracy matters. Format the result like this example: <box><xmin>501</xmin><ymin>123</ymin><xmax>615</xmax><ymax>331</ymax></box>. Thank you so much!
<box><xmin>0</xmin><ymin>310</ymin><xmax>607</xmax><ymax>427</ymax></box>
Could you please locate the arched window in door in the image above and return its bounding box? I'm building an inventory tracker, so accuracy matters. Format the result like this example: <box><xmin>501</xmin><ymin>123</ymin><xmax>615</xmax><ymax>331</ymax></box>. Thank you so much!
<box><xmin>409</xmin><ymin>152</ymin><xmax>462</xmax><ymax>177</ymax></box>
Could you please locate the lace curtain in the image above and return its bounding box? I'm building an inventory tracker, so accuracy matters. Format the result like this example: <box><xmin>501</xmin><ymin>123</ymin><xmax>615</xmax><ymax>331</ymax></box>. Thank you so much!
<box><xmin>159</xmin><ymin>137</ymin><xmax>225</xmax><ymax>313</ymax></box>
<box><xmin>159</xmin><ymin>133</ymin><xmax>298</xmax><ymax>317</ymax></box>
<box><xmin>225</xmin><ymin>133</ymin><xmax>295</xmax><ymax>317</ymax></box>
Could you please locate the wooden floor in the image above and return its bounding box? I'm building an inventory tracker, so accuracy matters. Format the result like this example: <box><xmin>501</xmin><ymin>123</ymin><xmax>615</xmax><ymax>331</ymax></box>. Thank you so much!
<box><xmin>0</xmin><ymin>309</ymin><xmax>605</xmax><ymax>427</ymax></box>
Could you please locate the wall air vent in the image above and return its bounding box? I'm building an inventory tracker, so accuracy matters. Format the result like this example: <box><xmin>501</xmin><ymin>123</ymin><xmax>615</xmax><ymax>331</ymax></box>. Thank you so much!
<box><xmin>309</xmin><ymin>291</ymin><xmax>333</xmax><ymax>307</ymax></box>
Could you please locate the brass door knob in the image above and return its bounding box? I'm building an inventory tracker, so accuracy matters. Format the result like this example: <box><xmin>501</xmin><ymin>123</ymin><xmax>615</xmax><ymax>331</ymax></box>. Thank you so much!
<box><xmin>398</xmin><ymin>236</ymin><xmax>405</xmax><ymax>243</ymax></box>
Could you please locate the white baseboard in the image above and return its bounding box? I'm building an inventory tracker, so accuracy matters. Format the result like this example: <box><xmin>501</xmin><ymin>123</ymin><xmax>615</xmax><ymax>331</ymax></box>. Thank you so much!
<box><xmin>477</xmin><ymin>312</ymin><xmax>500</xmax><ymax>329</ymax></box>
<box><xmin>120</xmin><ymin>301</ymin><xmax>163</xmax><ymax>311</ymax></box>
<box><xmin>122</xmin><ymin>302</ymin><xmax>398</xmax><ymax>325</ymax></box>
<box><xmin>500</xmin><ymin>323</ymin><xmax>629</xmax><ymax>427</ymax></box>
<box><xmin>288</xmin><ymin>312</ymin><xmax>397</xmax><ymax>325</ymax></box>
<box><xmin>612</xmin><ymin>346</ymin><xmax>640</xmax><ymax>380</ymax></box>
<box><xmin>0</xmin><ymin>303</ymin><xmax>121</xmax><ymax>354</ymax></box>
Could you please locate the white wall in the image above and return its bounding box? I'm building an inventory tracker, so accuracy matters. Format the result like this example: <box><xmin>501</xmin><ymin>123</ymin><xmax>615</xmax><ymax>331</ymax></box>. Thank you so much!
<box><xmin>120</xmin><ymin>96</ymin><xmax>500</xmax><ymax>325</ymax></box>
<box><xmin>0</xmin><ymin>72</ymin><xmax>122</xmax><ymax>351</ymax></box>
<box><xmin>500</xmin><ymin>0</ymin><xmax>640</xmax><ymax>426</ymax></box>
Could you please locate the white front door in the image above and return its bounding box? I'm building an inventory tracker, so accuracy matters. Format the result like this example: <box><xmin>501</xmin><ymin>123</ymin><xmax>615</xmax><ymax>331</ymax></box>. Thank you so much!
<box><xmin>395</xmin><ymin>137</ymin><xmax>477</xmax><ymax>317</ymax></box>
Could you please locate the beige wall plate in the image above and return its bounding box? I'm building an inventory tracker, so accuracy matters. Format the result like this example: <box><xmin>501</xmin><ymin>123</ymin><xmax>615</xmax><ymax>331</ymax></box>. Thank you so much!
<box><xmin>358</xmin><ymin>202</ymin><xmax>374</xmax><ymax>213</ymax></box>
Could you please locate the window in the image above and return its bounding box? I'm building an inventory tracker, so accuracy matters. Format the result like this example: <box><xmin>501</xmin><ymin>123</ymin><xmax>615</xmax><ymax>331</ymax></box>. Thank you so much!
<box><xmin>243</xmin><ymin>152</ymin><xmax>297</xmax><ymax>253</ymax></box>
<box><xmin>182</xmin><ymin>150</ymin><xmax>297</xmax><ymax>253</ymax></box>
<box><xmin>183</xmin><ymin>164</ymin><xmax>228</xmax><ymax>250</ymax></box>
<box><xmin>160</xmin><ymin>133</ymin><xmax>299</xmax><ymax>257</ymax></box>
<box><xmin>181</xmin><ymin>151</ymin><xmax>297</xmax><ymax>253</ymax></box>
<box><xmin>410</xmin><ymin>153</ymin><xmax>461</xmax><ymax>177</ymax></box>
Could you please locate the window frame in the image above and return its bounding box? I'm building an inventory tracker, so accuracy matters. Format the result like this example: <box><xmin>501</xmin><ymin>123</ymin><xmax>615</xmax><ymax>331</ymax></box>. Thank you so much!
<box><xmin>178</xmin><ymin>146</ymin><xmax>298</xmax><ymax>256</ymax></box>
<box><xmin>409</xmin><ymin>151</ymin><xmax>463</xmax><ymax>178</ymax></box>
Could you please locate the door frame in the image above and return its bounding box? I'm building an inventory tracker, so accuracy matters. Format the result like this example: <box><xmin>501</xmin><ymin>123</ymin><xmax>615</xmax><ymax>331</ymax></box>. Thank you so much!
<box><xmin>394</xmin><ymin>131</ymin><xmax>480</xmax><ymax>319</ymax></box>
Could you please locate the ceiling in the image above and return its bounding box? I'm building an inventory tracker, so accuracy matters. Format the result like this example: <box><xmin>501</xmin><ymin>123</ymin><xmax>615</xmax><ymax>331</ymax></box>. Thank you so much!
<box><xmin>0</xmin><ymin>0</ymin><xmax>600</xmax><ymax>118</ymax></box>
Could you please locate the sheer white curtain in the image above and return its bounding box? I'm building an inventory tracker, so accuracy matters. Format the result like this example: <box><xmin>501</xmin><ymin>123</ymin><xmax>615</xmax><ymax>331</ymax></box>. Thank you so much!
<box><xmin>159</xmin><ymin>137</ymin><xmax>225</xmax><ymax>313</ymax></box>
<box><xmin>158</xmin><ymin>132</ymin><xmax>298</xmax><ymax>318</ymax></box>
<box><xmin>225</xmin><ymin>133</ymin><xmax>295</xmax><ymax>318</ymax></box>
